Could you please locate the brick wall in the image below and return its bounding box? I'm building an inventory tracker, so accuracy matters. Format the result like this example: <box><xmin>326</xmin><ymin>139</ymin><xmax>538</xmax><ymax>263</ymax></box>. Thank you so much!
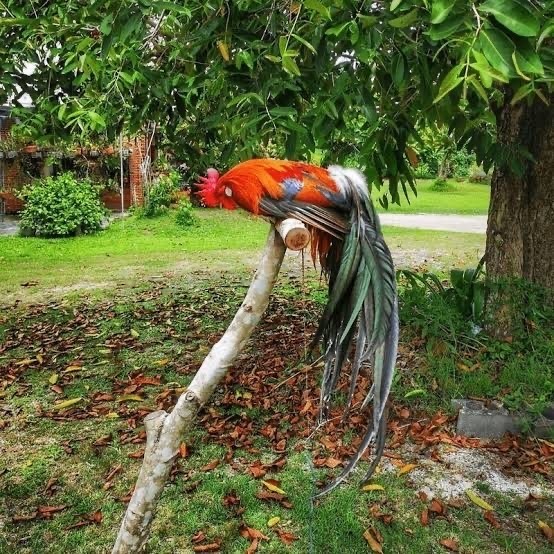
<box><xmin>0</xmin><ymin>115</ymin><xmax>152</xmax><ymax>214</ymax></box>
<box><xmin>0</xmin><ymin>159</ymin><xmax>28</xmax><ymax>212</ymax></box>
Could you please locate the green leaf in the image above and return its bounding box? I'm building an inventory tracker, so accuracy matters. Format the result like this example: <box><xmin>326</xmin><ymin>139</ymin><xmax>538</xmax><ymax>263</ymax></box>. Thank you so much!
<box><xmin>357</xmin><ymin>14</ymin><xmax>378</xmax><ymax>28</ymax></box>
<box><xmin>431</xmin><ymin>0</ymin><xmax>456</xmax><ymax>25</ymax></box>
<box><xmin>349</xmin><ymin>21</ymin><xmax>360</xmax><ymax>45</ymax></box>
<box><xmin>325</xmin><ymin>21</ymin><xmax>350</xmax><ymax>37</ymax></box>
<box><xmin>538</xmin><ymin>24</ymin><xmax>554</xmax><ymax>49</ymax></box>
<box><xmin>477</xmin><ymin>28</ymin><xmax>516</xmax><ymax>78</ymax></box>
<box><xmin>433</xmin><ymin>64</ymin><xmax>464</xmax><ymax>103</ymax></box>
<box><xmin>404</xmin><ymin>389</ymin><xmax>426</xmax><ymax>398</ymax></box>
<box><xmin>480</xmin><ymin>0</ymin><xmax>539</xmax><ymax>37</ymax></box>
<box><xmin>389</xmin><ymin>8</ymin><xmax>419</xmax><ymax>28</ymax></box>
<box><xmin>514</xmin><ymin>43</ymin><xmax>544</xmax><ymax>76</ymax></box>
<box><xmin>428</xmin><ymin>16</ymin><xmax>464</xmax><ymax>41</ymax></box>
<box><xmin>468</xmin><ymin>76</ymin><xmax>489</xmax><ymax>103</ymax></box>
<box><xmin>305</xmin><ymin>0</ymin><xmax>331</xmax><ymax>20</ymax></box>
<box><xmin>512</xmin><ymin>51</ymin><xmax>531</xmax><ymax>81</ymax></box>
<box><xmin>269</xmin><ymin>107</ymin><xmax>297</xmax><ymax>118</ymax></box>
<box><xmin>282</xmin><ymin>56</ymin><xmax>301</xmax><ymax>76</ymax></box>
<box><xmin>291</xmin><ymin>33</ymin><xmax>317</xmax><ymax>54</ymax></box>
<box><xmin>390</xmin><ymin>0</ymin><xmax>403</xmax><ymax>11</ymax></box>
<box><xmin>510</xmin><ymin>82</ymin><xmax>534</xmax><ymax>105</ymax></box>
<box><xmin>278</xmin><ymin>36</ymin><xmax>287</xmax><ymax>57</ymax></box>
<box><xmin>392</xmin><ymin>54</ymin><xmax>406</xmax><ymax>88</ymax></box>
<box><xmin>153</xmin><ymin>2</ymin><xmax>191</xmax><ymax>15</ymax></box>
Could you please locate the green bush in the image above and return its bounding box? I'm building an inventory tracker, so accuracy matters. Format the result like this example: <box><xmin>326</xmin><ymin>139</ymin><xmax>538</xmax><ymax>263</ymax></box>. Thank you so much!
<box><xmin>18</xmin><ymin>173</ymin><xmax>106</xmax><ymax>237</ymax></box>
<box><xmin>430</xmin><ymin>178</ymin><xmax>456</xmax><ymax>192</ymax></box>
<box><xmin>175</xmin><ymin>198</ymin><xmax>196</xmax><ymax>228</ymax></box>
<box><xmin>397</xmin><ymin>269</ymin><xmax>554</xmax><ymax>416</ymax></box>
<box><xmin>142</xmin><ymin>171</ymin><xmax>180</xmax><ymax>217</ymax></box>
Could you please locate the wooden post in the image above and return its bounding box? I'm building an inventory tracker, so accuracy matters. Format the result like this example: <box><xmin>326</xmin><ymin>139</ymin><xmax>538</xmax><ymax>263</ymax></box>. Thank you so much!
<box><xmin>112</xmin><ymin>220</ymin><xmax>307</xmax><ymax>553</ymax></box>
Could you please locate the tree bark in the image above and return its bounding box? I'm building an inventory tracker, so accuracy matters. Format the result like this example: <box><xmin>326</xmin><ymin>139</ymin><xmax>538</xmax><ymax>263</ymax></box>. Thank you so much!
<box><xmin>486</xmin><ymin>90</ymin><xmax>554</xmax><ymax>336</ymax></box>
<box><xmin>112</xmin><ymin>222</ymin><xmax>308</xmax><ymax>553</ymax></box>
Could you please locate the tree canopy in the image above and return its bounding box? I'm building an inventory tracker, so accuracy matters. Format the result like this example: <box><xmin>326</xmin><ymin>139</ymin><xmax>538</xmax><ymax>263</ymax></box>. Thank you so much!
<box><xmin>1</xmin><ymin>0</ymin><xmax>553</xmax><ymax>204</ymax></box>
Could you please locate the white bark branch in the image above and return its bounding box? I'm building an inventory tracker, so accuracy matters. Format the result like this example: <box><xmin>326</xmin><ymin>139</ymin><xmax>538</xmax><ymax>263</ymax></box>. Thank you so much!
<box><xmin>275</xmin><ymin>218</ymin><xmax>310</xmax><ymax>250</ymax></box>
<box><xmin>112</xmin><ymin>224</ymin><xmax>290</xmax><ymax>553</ymax></box>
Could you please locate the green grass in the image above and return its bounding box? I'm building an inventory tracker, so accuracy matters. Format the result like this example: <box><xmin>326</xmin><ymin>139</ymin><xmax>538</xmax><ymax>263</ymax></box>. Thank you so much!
<box><xmin>0</xmin><ymin>281</ymin><xmax>552</xmax><ymax>554</ymax></box>
<box><xmin>0</xmin><ymin>210</ymin><xmax>484</xmax><ymax>303</ymax></box>
<box><xmin>376</xmin><ymin>179</ymin><xmax>490</xmax><ymax>215</ymax></box>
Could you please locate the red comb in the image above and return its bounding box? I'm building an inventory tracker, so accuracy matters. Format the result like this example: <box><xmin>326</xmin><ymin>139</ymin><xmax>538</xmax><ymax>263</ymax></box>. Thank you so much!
<box><xmin>195</xmin><ymin>168</ymin><xmax>220</xmax><ymax>207</ymax></box>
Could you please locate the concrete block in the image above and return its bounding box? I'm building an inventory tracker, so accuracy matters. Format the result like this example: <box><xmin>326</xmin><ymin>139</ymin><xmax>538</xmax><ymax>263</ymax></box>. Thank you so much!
<box><xmin>534</xmin><ymin>415</ymin><xmax>554</xmax><ymax>439</ymax></box>
<box><xmin>455</xmin><ymin>401</ymin><xmax>521</xmax><ymax>439</ymax></box>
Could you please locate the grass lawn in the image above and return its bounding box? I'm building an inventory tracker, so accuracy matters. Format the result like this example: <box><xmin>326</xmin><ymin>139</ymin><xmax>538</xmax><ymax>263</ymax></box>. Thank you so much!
<box><xmin>1</xmin><ymin>279</ymin><xmax>552</xmax><ymax>554</ymax></box>
<box><xmin>1</xmin><ymin>210</ymin><xmax>551</xmax><ymax>553</ymax></box>
<box><xmin>376</xmin><ymin>179</ymin><xmax>490</xmax><ymax>215</ymax></box>
<box><xmin>0</xmin><ymin>210</ymin><xmax>485</xmax><ymax>304</ymax></box>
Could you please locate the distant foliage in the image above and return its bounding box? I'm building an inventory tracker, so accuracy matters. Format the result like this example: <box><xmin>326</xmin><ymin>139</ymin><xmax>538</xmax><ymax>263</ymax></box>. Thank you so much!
<box><xmin>430</xmin><ymin>178</ymin><xmax>456</xmax><ymax>192</ymax></box>
<box><xmin>175</xmin><ymin>198</ymin><xmax>196</xmax><ymax>228</ymax></box>
<box><xmin>414</xmin><ymin>128</ymin><xmax>475</xmax><ymax>179</ymax></box>
<box><xmin>469</xmin><ymin>165</ymin><xmax>492</xmax><ymax>185</ymax></box>
<box><xmin>142</xmin><ymin>171</ymin><xmax>180</xmax><ymax>217</ymax></box>
<box><xmin>19</xmin><ymin>173</ymin><xmax>106</xmax><ymax>237</ymax></box>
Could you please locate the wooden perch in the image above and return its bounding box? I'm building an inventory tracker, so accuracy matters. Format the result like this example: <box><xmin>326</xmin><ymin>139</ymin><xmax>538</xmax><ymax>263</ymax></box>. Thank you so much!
<box><xmin>275</xmin><ymin>218</ymin><xmax>310</xmax><ymax>250</ymax></box>
<box><xmin>112</xmin><ymin>221</ymin><xmax>305</xmax><ymax>553</ymax></box>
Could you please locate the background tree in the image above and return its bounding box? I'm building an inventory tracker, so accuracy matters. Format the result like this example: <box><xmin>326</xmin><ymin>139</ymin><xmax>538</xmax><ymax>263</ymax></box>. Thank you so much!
<box><xmin>1</xmin><ymin>0</ymin><xmax>553</xmax><ymax>332</ymax></box>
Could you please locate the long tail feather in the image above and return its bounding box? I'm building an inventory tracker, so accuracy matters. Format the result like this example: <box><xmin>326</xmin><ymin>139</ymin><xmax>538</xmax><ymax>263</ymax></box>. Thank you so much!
<box><xmin>312</xmin><ymin>170</ymin><xmax>398</xmax><ymax>497</ymax></box>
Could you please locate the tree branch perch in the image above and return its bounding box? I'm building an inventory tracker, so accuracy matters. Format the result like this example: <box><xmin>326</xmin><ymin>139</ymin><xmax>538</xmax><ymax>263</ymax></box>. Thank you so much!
<box><xmin>112</xmin><ymin>220</ymin><xmax>306</xmax><ymax>553</ymax></box>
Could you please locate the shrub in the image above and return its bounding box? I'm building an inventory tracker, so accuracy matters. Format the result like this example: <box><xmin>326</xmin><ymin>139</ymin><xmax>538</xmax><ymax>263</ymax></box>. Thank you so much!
<box><xmin>175</xmin><ymin>198</ymin><xmax>196</xmax><ymax>228</ymax></box>
<box><xmin>142</xmin><ymin>171</ymin><xmax>180</xmax><ymax>217</ymax></box>
<box><xmin>468</xmin><ymin>165</ymin><xmax>492</xmax><ymax>185</ymax></box>
<box><xmin>430</xmin><ymin>178</ymin><xmax>456</xmax><ymax>192</ymax></box>
<box><xmin>18</xmin><ymin>173</ymin><xmax>106</xmax><ymax>237</ymax></box>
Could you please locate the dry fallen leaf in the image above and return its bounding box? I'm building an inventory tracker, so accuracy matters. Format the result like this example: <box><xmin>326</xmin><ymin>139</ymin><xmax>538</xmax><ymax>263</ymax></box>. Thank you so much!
<box><xmin>362</xmin><ymin>484</ymin><xmax>385</xmax><ymax>492</ymax></box>
<box><xmin>324</xmin><ymin>457</ymin><xmax>342</xmax><ymax>468</ymax></box>
<box><xmin>398</xmin><ymin>463</ymin><xmax>417</xmax><ymax>476</ymax></box>
<box><xmin>363</xmin><ymin>528</ymin><xmax>383</xmax><ymax>553</ymax></box>
<box><xmin>179</xmin><ymin>443</ymin><xmax>188</xmax><ymax>458</ymax></box>
<box><xmin>430</xmin><ymin>499</ymin><xmax>445</xmax><ymax>515</ymax></box>
<box><xmin>484</xmin><ymin>510</ymin><xmax>501</xmax><ymax>528</ymax></box>
<box><xmin>466</xmin><ymin>489</ymin><xmax>493</xmax><ymax>511</ymax></box>
<box><xmin>117</xmin><ymin>394</ymin><xmax>144</xmax><ymax>402</ymax></box>
<box><xmin>420</xmin><ymin>508</ymin><xmax>429</xmax><ymax>526</ymax></box>
<box><xmin>538</xmin><ymin>520</ymin><xmax>553</xmax><ymax>542</ymax></box>
<box><xmin>192</xmin><ymin>543</ymin><xmax>221</xmax><ymax>553</ymax></box>
<box><xmin>262</xmin><ymin>479</ymin><xmax>286</xmax><ymax>495</ymax></box>
<box><xmin>276</xmin><ymin>530</ymin><xmax>298</xmax><ymax>545</ymax></box>
<box><xmin>200</xmin><ymin>459</ymin><xmax>220</xmax><ymax>472</ymax></box>
<box><xmin>240</xmin><ymin>525</ymin><xmax>269</xmax><ymax>541</ymax></box>
<box><xmin>64</xmin><ymin>365</ymin><xmax>82</xmax><ymax>373</ymax></box>
<box><xmin>52</xmin><ymin>397</ymin><xmax>82</xmax><ymax>411</ymax></box>
<box><xmin>48</xmin><ymin>373</ymin><xmax>58</xmax><ymax>385</ymax></box>
<box><xmin>439</xmin><ymin>538</ymin><xmax>459</xmax><ymax>551</ymax></box>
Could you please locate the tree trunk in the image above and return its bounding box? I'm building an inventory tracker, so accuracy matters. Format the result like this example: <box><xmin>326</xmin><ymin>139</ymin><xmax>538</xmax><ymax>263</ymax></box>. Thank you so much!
<box><xmin>485</xmin><ymin>90</ymin><xmax>554</xmax><ymax>336</ymax></box>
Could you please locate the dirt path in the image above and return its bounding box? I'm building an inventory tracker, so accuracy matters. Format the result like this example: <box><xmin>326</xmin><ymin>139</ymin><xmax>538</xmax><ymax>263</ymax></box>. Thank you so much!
<box><xmin>380</xmin><ymin>213</ymin><xmax>487</xmax><ymax>233</ymax></box>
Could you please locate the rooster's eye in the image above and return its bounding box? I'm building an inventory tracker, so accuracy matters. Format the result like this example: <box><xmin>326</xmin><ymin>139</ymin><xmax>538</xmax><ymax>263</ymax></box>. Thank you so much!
<box><xmin>224</xmin><ymin>187</ymin><xmax>233</xmax><ymax>197</ymax></box>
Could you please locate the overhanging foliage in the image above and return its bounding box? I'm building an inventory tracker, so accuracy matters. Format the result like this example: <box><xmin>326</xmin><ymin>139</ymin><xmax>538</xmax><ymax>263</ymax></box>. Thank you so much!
<box><xmin>1</xmin><ymin>1</ymin><xmax>552</xmax><ymax>205</ymax></box>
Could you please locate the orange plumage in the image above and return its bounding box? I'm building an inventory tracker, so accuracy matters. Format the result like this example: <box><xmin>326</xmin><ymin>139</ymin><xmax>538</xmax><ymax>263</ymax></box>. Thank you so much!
<box><xmin>196</xmin><ymin>159</ymin><xmax>345</xmax><ymax>265</ymax></box>
<box><xmin>196</xmin><ymin>158</ymin><xmax>398</xmax><ymax>497</ymax></box>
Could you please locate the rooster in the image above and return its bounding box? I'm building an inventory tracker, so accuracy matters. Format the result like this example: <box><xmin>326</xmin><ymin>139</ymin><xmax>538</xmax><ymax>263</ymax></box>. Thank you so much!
<box><xmin>197</xmin><ymin>159</ymin><xmax>398</xmax><ymax>496</ymax></box>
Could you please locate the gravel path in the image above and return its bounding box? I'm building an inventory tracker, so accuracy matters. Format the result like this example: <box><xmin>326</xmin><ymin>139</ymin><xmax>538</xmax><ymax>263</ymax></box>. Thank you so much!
<box><xmin>379</xmin><ymin>213</ymin><xmax>487</xmax><ymax>233</ymax></box>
